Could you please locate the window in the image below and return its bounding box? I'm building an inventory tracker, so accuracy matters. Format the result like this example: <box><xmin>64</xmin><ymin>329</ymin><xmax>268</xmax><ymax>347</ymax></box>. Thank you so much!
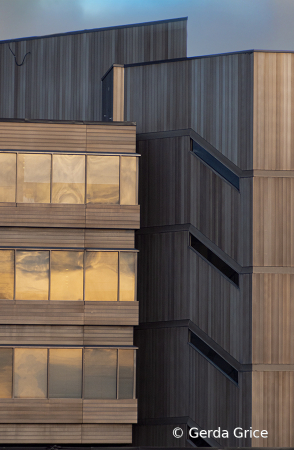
<box><xmin>189</xmin><ymin>331</ymin><xmax>238</xmax><ymax>384</ymax></box>
<box><xmin>0</xmin><ymin>347</ymin><xmax>135</xmax><ymax>399</ymax></box>
<box><xmin>191</xmin><ymin>139</ymin><xmax>239</xmax><ymax>190</ymax></box>
<box><xmin>0</xmin><ymin>249</ymin><xmax>137</xmax><ymax>301</ymax></box>
<box><xmin>189</xmin><ymin>234</ymin><xmax>239</xmax><ymax>287</ymax></box>
<box><xmin>0</xmin><ymin>152</ymin><xmax>139</xmax><ymax>205</ymax></box>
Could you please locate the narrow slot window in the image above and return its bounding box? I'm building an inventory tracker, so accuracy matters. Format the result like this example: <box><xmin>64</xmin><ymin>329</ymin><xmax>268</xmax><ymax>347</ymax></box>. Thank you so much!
<box><xmin>189</xmin><ymin>331</ymin><xmax>238</xmax><ymax>384</ymax></box>
<box><xmin>0</xmin><ymin>153</ymin><xmax>16</xmax><ymax>202</ymax></box>
<box><xmin>191</xmin><ymin>139</ymin><xmax>239</xmax><ymax>190</ymax></box>
<box><xmin>190</xmin><ymin>234</ymin><xmax>239</xmax><ymax>287</ymax></box>
<box><xmin>0</xmin><ymin>348</ymin><xmax>12</xmax><ymax>398</ymax></box>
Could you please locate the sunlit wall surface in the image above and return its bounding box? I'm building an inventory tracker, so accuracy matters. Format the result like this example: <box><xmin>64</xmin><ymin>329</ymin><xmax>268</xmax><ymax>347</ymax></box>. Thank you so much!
<box><xmin>0</xmin><ymin>348</ymin><xmax>135</xmax><ymax>399</ymax></box>
<box><xmin>0</xmin><ymin>250</ymin><xmax>137</xmax><ymax>301</ymax></box>
<box><xmin>0</xmin><ymin>153</ymin><xmax>139</xmax><ymax>205</ymax></box>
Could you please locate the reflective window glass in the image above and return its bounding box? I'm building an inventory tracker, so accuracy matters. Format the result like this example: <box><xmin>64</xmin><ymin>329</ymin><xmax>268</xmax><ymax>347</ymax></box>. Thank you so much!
<box><xmin>14</xmin><ymin>348</ymin><xmax>47</xmax><ymax>398</ymax></box>
<box><xmin>85</xmin><ymin>252</ymin><xmax>118</xmax><ymax>301</ymax></box>
<box><xmin>50</xmin><ymin>251</ymin><xmax>83</xmax><ymax>301</ymax></box>
<box><xmin>119</xmin><ymin>253</ymin><xmax>136</xmax><ymax>301</ymax></box>
<box><xmin>0</xmin><ymin>250</ymin><xmax>14</xmax><ymax>300</ymax></box>
<box><xmin>120</xmin><ymin>157</ymin><xmax>137</xmax><ymax>205</ymax></box>
<box><xmin>0</xmin><ymin>348</ymin><xmax>12</xmax><ymax>398</ymax></box>
<box><xmin>49</xmin><ymin>349</ymin><xmax>82</xmax><ymax>398</ymax></box>
<box><xmin>15</xmin><ymin>251</ymin><xmax>49</xmax><ymax>300</ymax></box>
<box><xmin>17</xmin><ymin>154</ymin><xmax>51</xmax><ymax>203</ymax></box>
<box><xmin>0</xmin><ymin>153</ymin><xmax>16</xmax><ymax>202</ymax></box>
<box><xmin>118</xmin><ymin>350</ymin><xmax>134</xmax><ymax>399</ymax></box>
<box><xmin>87</xmin><ymin>156</ymin><xmax>119</xmax><ymax>204</ymax></box>
<box><xmin>84</xmin><ymin>348</ymin><xmax>117</xmax><ymax>399</ymax></box>
<box><xmin>52</xmin><ymin>155</ymin><xmax>85</xmax><ymax>204</ymax></box>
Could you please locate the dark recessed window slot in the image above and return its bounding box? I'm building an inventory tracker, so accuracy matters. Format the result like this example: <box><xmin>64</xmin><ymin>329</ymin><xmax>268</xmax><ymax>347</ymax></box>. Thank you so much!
<box><xmin>189</xmin><ymin>234</ymin><xmax>239</xmax><ymax>287</ymax></box>
<box><xmin>189</xmin><ymin>331</ymin><xmax>238</xmax><ymax>384</ymax></box>
<box><xmin>191</xmin><ymin>139</ymin><xmax>239</xmax><ymax>190</ymax></box>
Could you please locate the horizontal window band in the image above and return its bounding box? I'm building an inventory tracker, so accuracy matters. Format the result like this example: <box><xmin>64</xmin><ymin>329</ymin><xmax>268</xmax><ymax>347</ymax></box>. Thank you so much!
<box><xmin>189</xmin><ymin>234</ymin><xmax>239</xmax><ymax>287</ymax></box>
<box><xmin>189</xmin><ymin>330</ymin><xmax>238</xmax><ymax>384</ymax></box>
<box><xmin>191</xmin><ymin>139</ymin><xmax>239</xmax><ymax>190</ymax></box>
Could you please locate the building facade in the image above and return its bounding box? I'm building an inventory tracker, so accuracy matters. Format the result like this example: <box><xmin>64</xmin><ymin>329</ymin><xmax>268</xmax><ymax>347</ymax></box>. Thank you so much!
<box><xmin>0</xmin><ymin>17</ymin><xmax>294</xmax><ymax>448</ymax></box>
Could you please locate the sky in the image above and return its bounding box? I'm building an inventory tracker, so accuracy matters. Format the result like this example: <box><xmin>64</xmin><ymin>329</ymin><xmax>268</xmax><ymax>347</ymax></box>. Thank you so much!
<box><xmin>1</xmin><ymin>0</ymin><xmax>294</xmax><ymax>57</ymax></box>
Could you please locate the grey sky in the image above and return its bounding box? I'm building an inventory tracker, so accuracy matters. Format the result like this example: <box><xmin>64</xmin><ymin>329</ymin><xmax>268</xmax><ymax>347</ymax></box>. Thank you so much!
<box><xmin>0</xmin><ymin>0</ymin><xmax>294</xmax><ymax>56</ymax></box>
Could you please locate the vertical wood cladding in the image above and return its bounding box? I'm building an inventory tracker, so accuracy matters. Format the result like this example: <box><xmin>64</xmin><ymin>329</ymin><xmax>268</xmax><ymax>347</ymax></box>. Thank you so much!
<box><xmin>125</xmin><ymin>52</ymin><xmax>253</xmax><ymax>169</ymax></box>
<box><xmin>0</xmin><ymin>19</ymin><xmax>187</xmax><ymax>121</ymax></box>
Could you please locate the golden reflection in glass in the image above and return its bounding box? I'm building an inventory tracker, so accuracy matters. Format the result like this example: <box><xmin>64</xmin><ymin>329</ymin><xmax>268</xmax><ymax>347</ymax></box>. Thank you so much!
<box><xmin>118</xmin><ymin>350</ymin><xmax>134</xmax><ymax>399</ymax></box>
<box><xmin>52</xmin><ymin>155</ymin><xmax>85</xmax><ymax>204</ymax></box>
<box><xmin>119</xmin><ymin>253</ymin><xmax>136</xmax><ymax>301</ymax></box>
<box><xmin>14</xmin><ymin>348</ymin><xmax>47</xmax><ymax>398</ymax></box>
<box><xmin>85</xmin><ymin>252</ymin><xmax>118</xmax><ymax>301</ymax></box>
<box><xmin>0</xmin><ymin>348</ymin><xmax>12</xmax><ymax>398</ymax></box>
<box><xmin>120</xmin><ymin>157</ymin><xmax>137</xmax><ymax>205</ymax></box>
<box><xmin>50</xmin><ymin>251</ymin><xmax>83</xmax><ymax>301</ymax></box>
<box><xmin>0</xmin><ymin>250</ymin><xmax>14</xmax><ymax>300</ymax></box>
<box><xmin>84</xmin><ymin>348</ymin><xmax>117</xmax><ymax>399</ymax></box>
<box><xmin>86</xmin><ymin>156</ymin><xmax>119</xmax><ymax>204</ymax></box>
<box><xmin>49</xmin><ymin>349</ymin><xmax>82</xmax><ymax>398</ymax></box>
<box><xmin>0</xmin><ymin>153</ymin><xmax>16</xmax><ymax>202</ymax></box>
<box><xmin>17</xmin><ymin>154</ymin><xmax>51</xmax><ymax>203</ymax></box>
<box><xmin>15</xmin><ymin>251</ymin><xmax>49</xmax><ymax>300</ymax></box>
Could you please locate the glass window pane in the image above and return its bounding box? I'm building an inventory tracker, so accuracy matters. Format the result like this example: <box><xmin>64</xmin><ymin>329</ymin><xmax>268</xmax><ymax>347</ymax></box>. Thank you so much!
<box><xmin>0</xmin><ymin>348</ymin><xmax>12</xmax><ymax>398</ymax></box>
<box><xmin>17</xmin><ymin>154</ymin><xmax>51</xmax><ymax>203</ymax></box>
<box><xmin>49</xmin><ymin>349</ymin><xmax>82</xmax><ymax>398</ymax></box>
<box><xmin>15</xmin><ymin>251</ymin><xmax>49</xmax><ymax>300</ymax></box>
<box><xmin>0</xmin><ymin>250</ymin><xmax>14</xmax><ymax>300</ymax></box>
<box><xmin>0</xmin><ymin>153</ymin><xmax>16</xmax><ymax>202</ymax></box>
<box><xmin>119</xmin><ymin>253</ymin><xmax>136</xmax><ymax>301</ymax></box>
<box><xmin>50</xmin><ymin>251</ymin><xmax>83</xmax><ymax>301</ymax></box>
<box><xmin>120</xmin><ymin>157</ymin><xmax>137</xmax><ymax>205</ymax></box>
<box><xmin>84</xmin><ymin>348</ymin><xmax>117</xmax><ymax>399</ymax></box>
<box><xmin>85</xmin><ymin>252</ymin><xmax>118</xmax><ymax>301</ymax></box>
<box><xmin>14</xmin><ymin>348</ymin><xmax>47</xmax><ymax>398</ymax></box>
<box><xmin>86</xmin><ymin>156</ymin><xmax>119</xmax><ymax>204</ymax></box>
<box><xmin>118</xmin><ymin>350</ymin><xmax>134</xmax><ymax>399</ymax></box>
<box><xmin>52</xmin><ymin>155</ymin><xmax>85</xmax><ymax>204</ymax></box>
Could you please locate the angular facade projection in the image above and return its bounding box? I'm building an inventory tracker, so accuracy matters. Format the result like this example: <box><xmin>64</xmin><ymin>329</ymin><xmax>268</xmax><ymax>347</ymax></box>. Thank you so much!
<box><xmin>0</xmin><ymin>16</ymin><xmax>293</xmax><ymax>449</ymax></box>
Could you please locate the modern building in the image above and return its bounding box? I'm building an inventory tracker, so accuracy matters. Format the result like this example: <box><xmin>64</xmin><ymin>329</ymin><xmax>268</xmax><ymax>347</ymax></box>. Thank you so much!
<box><xmin>0</xmin><ymin>16</ymin><xmax>293</xmax><ymax>449</ymax></box>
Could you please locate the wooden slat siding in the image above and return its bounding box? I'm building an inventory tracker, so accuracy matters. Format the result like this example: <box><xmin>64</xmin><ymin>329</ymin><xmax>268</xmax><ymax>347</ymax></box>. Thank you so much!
<box><xmin>125</xmin><ymin>53</ymin><xmax>253</xmax><ymax>169</ymax></box>
<box><xmin>0</xmin><ymin>399</ymin><xmax>82</xmax><ymax>423</ymax></box>
<box><xmin>84</xmin><ymin>302</ymin><xmax>139</xmax><ymax>326</ymax></box>
<box><xmin>113</xmin><ymin>66</ymin><xmax>125</xmax><ymax>121</ymax></box>
<box><xmin>82</xmin><ymin>424</ymin><xmax>132</xmax><ymax>444</ymax></box>
<box><xmin>85</xmin><ymin>229</ymin><xmax>135</xmax><ymax>248</ymax></box>
<box><xmin>0</xmin><ymin>205</ymin><xmax>139</xmax><ymax>230</ymax></box>
<box><xmin>0</xmin><ymin>228</ymin><xmax>135</xmax><ymax>249</ymax></box>
<box><xmin>136</xmin><ymin>231</ymin><xmax>250</xmax><ymax>363</ymax></box>
<box><xmin>252</xmin><ymin>371</ymin><xmax>294</xmax><ymax>447</ymax></box>
<box><xmin>0</xmin><ymin>302</ymin><xmax>138</xmax><ymax>326</ymax></box>
<box><xmin>83</xmin><ymin>399</ymin><xmax>137</xmax><ymax>423</ymax></box>
<box><xmin>0</xmin><ymin>424</ymin><xmax>132</xmax><ymax>444</ymax></box>
<box><xmin>0</xmin><ymin>20</ymin><xmax>187</xmax><ymax>121</ymax></box>
<box><xmin>253</xmin><ymin>52</ymin><xmax>294</xmax><ymax>170</ymax></box>
<box><xmin>0</xmin><ymin>325</ymin><xmax>83</xmax><ymax>346</ymax></box>
<box><xmin>253</xmin><ymin>177</ymin><xmax>294</xmax><ymax>267</ymax></box>
<box><xmin>86</xmin><ymin>205</ymin><xmax>140</xmax><ymax>229</ymax></box>
<box><xmin>86</xmin><ymin>124</ymin><xmax>136</xmax><ymax>152</ymax></box>
<box><xmin>135</xmin><ymin>327</ymin><xmax>251</xmax><ymax>448</ymax></box>
<box><xmin>84</xmin><ymin>326</ymin><xmax>133</xmax><ymax>346</ymax></box>
<box><xmin>252</xmin><ymin>273</ymin><xmax>294</xmax><ymax>365</ymax></box>
<box><xmin>137</xmin><ymin>137</ymin><xmax>249</xmax><ymax>266</ymax></box>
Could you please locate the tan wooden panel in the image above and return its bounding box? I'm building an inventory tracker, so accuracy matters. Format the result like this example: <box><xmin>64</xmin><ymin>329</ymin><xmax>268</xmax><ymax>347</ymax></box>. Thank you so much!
<box><xmin>0</xmin><ymin>227</ymin><xmax>85</xmax><ymax>248</ymax></box>
<box><xmin>253</xmin><ymin>52</ymin><xmax>294</xmax><ymax>170</ymax></box>
<box><xmin>0</xmin><ymin>325</ymin><xmax>83</xmax><ymax>345</ymax></box>
<box><xmin>0</xmin><ymin>424</ymin><xmax>132</xmax><ymax>444</ymax></box>
<box><xmin>0</xmin><ymin>399</ymin><xmax>82</xmax><ymax>423</ymax></box>
<box><xmin>85</xmin><ymin>229</ymin><xmax>135</xmax><ymax>248</ymax></box>
<box><xmin>0</xmin><ymin>19</ymin><xmax>187</xmax><ymax>121</ymax></box>
<box><xmin>252</xmin><ymin>371</ymin><xmax>294</xmax><ymax>447</ymax></box>
<box><xmin>86</xmin><ymin>205</ymin><xmax>140</xmax><ymax>229</ymax></box>
<box><xmin>84</xmin><ymin>326</ymin><xmax>133</xmax><ymax>345</ymax></box>
<box><xmin>84</xmin><ymin>302</ymin><xmax>139</xmax><ymax>326</ymax></box>
<box><xmin>83</xmin><ymin>399</ymin><xmax>137</xmax><ymax>423</ymax></box>
<box><xmin>86</xmin><ymin>124</ymin><xmax>136</xmax><ymax>153</ymax></box>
